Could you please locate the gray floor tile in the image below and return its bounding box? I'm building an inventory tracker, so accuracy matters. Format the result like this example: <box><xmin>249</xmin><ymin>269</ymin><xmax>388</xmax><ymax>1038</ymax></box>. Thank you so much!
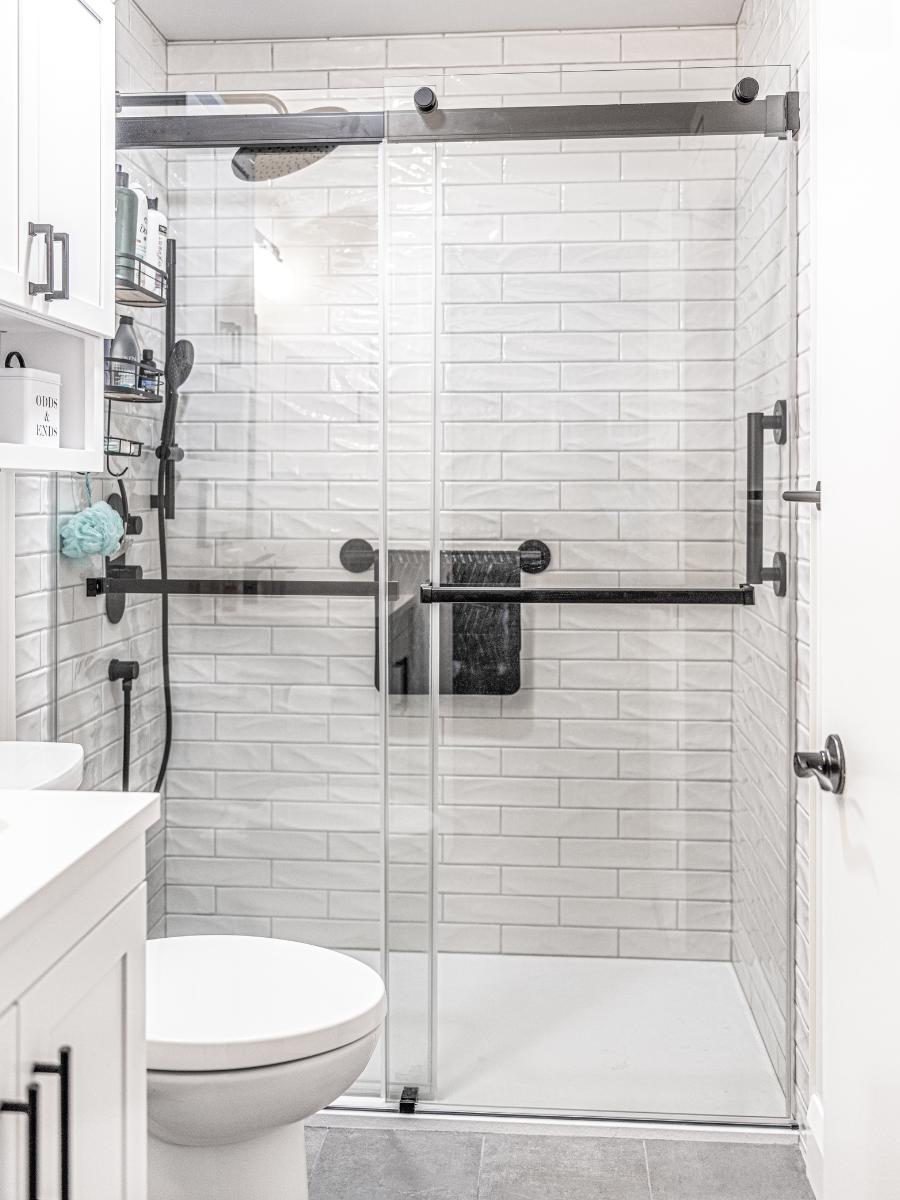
<box><xmin>645</xmin><ymin>1141</ymin><xmax>815</xmax><ymax>1200</ymax></box>
<box><xmin>305</xmin><ymin>1127</ymin><xmax>328</xmax><ymax>1177</ymax></box>
<box><xmin>477</xmin><ymin>1133</ymin><xmax>651</xmax><ymax>1200</ymax></box>
<box><xmin>309</xmin><ymin>1129</ymin><xmax>483</xmax><ymax>1200</ymax></box>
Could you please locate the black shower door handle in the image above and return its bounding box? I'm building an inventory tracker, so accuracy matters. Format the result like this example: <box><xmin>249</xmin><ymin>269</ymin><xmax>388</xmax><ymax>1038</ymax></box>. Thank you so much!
<box><xmin>746</xmin><ymin>401</ymin><xmax>788</xmax><ymax>595</ymax></box>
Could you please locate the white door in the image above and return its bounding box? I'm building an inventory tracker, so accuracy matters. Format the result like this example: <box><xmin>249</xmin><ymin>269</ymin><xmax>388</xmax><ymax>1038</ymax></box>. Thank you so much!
<box><xmin>17</xmin><ymin>888</ymin><xmax>147</xmax><ymax>1200</ymax></box>
<box><xmin>812</xmin><ymin>0</ymin><xmax>900</xmax><ymax>1196</ymax></box>
<box><xmin>20</xmin><ymin>0</ymin><xmax>115</xmax><ymax>336</ymax></box>
<box><xmin>0</xmin><ymin>1006</ymin><xmax>19</xmax><ymax>1200</ymax></box>
<box><xmin>0</xmin><ymin>1</ymin><xmax>24</xmax><ymax>309</ymax></box>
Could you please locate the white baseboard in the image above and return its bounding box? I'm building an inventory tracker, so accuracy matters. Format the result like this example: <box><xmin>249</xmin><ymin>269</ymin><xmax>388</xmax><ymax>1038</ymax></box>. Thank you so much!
<box><xmin>803</xmin><ymin>1094</ymin><xmax>825</xmax><ymax>1198</ymax></box>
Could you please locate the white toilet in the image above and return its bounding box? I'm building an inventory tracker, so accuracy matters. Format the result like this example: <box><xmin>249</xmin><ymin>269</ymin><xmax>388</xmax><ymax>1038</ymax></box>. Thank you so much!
<box><xmin>0</xmin><ymin>740</ymin><xmax>84</xmax><ymax>789</ymax></box>
<box><xmin>146</xmin><ymin>934</ymin><xmax>386</xmax><ymax>1200</ymax></box>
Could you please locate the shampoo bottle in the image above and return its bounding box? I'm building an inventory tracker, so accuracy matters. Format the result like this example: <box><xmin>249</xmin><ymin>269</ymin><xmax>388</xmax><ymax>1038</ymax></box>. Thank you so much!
<box><xmin>109</xmin><ymin>315</ymin><xmax>141</xmax><ymax>390</ymax></box>
<box><xmin>114</xmin><ymin>166</ymin><xmax>138</xmax><ymax>281</ymax></box>
<box><xmin>146</xmin><ymin>197</ymin><xmax>168</xmax><ymax>275</ymax></box>
<box><xmin>132</xmin><ymin>181</ymin><xmax>149</xmax><ymax>265</ymax></box>
<box><xmin>138</xmin><ymin>349</ymin><xmax>158</xmax><ymax>394</ymax></box>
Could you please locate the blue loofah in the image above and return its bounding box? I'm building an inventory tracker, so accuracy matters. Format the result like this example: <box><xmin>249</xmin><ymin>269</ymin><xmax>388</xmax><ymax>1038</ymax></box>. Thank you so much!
<box><xmin>60</xmin><ymin>499</ymin><xmax>124</xmax><ymax>559</ymax></box>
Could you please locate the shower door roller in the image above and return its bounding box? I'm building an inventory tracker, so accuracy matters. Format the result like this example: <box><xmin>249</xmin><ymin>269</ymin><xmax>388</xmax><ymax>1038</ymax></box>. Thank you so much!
<box><xmin>793</xmin><ymin>733</ymin><xmax>846</xmax><ymax>794</ymax></box>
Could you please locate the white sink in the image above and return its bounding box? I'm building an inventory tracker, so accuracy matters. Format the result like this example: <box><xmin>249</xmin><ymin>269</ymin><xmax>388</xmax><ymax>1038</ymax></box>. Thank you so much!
<box><xmin>0</xmin><ymin>742</ymin><xmax>84</xmax><ymax>790</ymax></box>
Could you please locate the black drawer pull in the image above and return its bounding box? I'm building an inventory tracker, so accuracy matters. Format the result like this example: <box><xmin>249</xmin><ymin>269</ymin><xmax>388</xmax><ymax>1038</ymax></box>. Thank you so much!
<box><xmin>1</xmin><ymin>1083</ymin><xmax>40</xmax><ymax>1200</ymax></box>
<box><xmin>34</xmin><ymin>1046</ymin><xmax>71</xmax><ymax>1200</ymax></box>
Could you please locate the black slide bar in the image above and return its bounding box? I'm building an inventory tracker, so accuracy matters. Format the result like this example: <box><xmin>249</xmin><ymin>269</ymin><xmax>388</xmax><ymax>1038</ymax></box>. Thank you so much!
<box><xmin>117</xmin><ymin>94</ymin><xmax>799</xmax><ymax>151</ymax></box>
<box><xmin>87</xmin><ymin>577</ymin><xmax>398</xmax><ymax>599</ymax></box>
<box><xmin>419</xmin><ymin>585</ymin><xmax>755</xmax><ymax>606</ymax></box>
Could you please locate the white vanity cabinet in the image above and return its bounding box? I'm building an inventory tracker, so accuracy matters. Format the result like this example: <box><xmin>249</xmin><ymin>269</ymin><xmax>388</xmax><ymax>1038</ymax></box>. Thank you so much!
<box><xmin>18</xmin><ymin>890</ymin><xmax>147</xmax><ymax>1200</ymax></box>
<box><xmin>0</xmin><ymin>1007</ymin><xmax>16</xmax><ymax>1200</ymax></box>
<box><xmin>0</xmin><ymin>789</ymin><xmax>158</xmax><ymax>1200</ymax></box>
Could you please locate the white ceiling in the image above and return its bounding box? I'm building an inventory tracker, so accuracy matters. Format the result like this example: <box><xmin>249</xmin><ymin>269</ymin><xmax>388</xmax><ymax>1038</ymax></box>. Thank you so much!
<box><xmin>138</xmin><ymin>0</ymin><xmax>743</xmax><ymax>43</ymax></box>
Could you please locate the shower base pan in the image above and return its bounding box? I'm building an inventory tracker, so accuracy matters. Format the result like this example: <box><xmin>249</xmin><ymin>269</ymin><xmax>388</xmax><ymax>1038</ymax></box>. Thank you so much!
<box><xmin>354</xmin><ymin>954</ymin><xmax>788</xmax><ymax>1124</ymax></box>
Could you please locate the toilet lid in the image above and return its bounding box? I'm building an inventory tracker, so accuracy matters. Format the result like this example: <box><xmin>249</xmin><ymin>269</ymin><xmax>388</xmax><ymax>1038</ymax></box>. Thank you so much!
<box><xmin>146</xmin><ymin>936</ymin><xmax>386</xmax><ymax>1072</ymax></box>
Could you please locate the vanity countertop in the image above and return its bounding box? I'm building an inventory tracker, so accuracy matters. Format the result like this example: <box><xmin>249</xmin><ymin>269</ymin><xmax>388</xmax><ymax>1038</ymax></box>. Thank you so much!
<box><xmin>0</xmin><ymin>788</ymin><xmax>159</xmax><ymax>954</ymax></box>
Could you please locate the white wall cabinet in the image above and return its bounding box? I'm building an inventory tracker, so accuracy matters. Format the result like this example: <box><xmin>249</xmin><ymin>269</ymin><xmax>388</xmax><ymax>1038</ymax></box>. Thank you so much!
<box><xmin>0</xmin><ymin>2</ymin><xmax>24</xmax><ymax>312</ymax></box>
<box><xmin>0</xmin><ymin>0</ymin><xmax>114</xmax><ymax>470</ymax></box>
<box><xmin>19</xmin><ymin>0</ymin><xmax>115</xmax><ymax>339</ymax></box>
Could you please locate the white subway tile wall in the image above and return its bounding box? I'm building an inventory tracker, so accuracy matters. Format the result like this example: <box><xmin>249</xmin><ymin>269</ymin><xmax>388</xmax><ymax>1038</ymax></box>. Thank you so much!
<box><xmin>160</xmin><ymin>131</ymin><xmax>384</xmax><ymax>950</ymax></box>
<box><xmin>14</xmin><ymin>0</ymin><xmax>169</xmax><ymax>935</ymax></box>
<box><xmin>162</xmin><ymin>30</ymin><xmax>780</xmax><ymax>1007</ymax></box>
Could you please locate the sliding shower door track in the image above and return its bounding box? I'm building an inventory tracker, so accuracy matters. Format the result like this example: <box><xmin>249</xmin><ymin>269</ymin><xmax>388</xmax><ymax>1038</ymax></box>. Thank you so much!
<box><xmin>324</xmin><ymin>1098</ymin><xmax>796</xmax><ymax>1132</ymax></box>
<box><xmin>116</xmin><ymin>94</ymin><xmax>800</xmax><ymax>150</ymax></box>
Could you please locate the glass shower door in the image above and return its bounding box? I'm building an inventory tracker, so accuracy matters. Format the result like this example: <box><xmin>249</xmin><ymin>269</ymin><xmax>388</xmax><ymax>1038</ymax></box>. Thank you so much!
<box><xmin>384</xmin><ymin>65</ymin><xmax>797</xmax><ymax>1122</ymax></box>
<box><xmin>159</xmin><ymin>94</ymin><xmax>392</xmax><ymax>1100</ymax></box>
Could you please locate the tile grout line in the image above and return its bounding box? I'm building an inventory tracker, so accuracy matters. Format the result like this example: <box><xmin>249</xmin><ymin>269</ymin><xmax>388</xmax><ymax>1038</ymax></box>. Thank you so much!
<box><xmin>643</xmin><ymin>1139</ymin><xmax>655</xmax><ymax>1200</ymax></box>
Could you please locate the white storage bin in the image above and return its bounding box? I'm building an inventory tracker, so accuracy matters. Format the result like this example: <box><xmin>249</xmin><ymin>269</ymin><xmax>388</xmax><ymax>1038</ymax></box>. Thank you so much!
<box><xmin>0</xmin><ymin>351</ymin><xmax>61</xmax><ymax>448</ymax></box>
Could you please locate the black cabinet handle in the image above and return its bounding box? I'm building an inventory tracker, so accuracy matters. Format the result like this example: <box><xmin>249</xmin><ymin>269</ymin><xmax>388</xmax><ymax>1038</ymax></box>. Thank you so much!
<box><xmin>34</xmin><ymin>1046</ymin><xmax>71</xmax><ymax>1200</ymax></box>
<box><xmin>28</xmin><ymin>221</ymin><xmax>56</xmax><ymax>298</ymax></box>
<box><xmin>1</xmin><ymin>1083</ymin><xmax>40</xmax><ymax>1200</ymax></box>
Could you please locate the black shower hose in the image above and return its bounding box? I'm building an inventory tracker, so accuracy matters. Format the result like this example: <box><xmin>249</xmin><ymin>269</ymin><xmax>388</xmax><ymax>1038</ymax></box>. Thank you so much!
<box><xmin>154</xmin><ymin>451</ymin><xmax>173</xmax><ymax>794</ymax></box>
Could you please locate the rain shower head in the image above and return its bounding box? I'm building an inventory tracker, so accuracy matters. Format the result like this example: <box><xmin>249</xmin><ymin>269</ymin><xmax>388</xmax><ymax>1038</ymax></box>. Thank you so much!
<box><xmin>231</xmin><ymin>107</ymin><xmax>345</xmax><ymax>182</ymax></box>
<box><xmin>231</xmin><ymin>142</ymin><xmax>337</xmax><ymax>181</ymax></box>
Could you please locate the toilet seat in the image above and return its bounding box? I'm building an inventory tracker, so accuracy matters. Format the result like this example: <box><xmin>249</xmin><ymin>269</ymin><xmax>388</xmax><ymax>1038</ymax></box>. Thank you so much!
<box><xmin>146</xmin><ymin>935</ymin><xmax>386</xmax><ymax>1072</ymax></box>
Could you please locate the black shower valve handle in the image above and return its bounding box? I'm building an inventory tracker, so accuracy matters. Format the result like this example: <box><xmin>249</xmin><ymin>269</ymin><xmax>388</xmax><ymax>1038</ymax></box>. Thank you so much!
<box><xmin>107</xmin><ymin>561</ymin><xmax>142</xmax><ymax>582</ymax></box>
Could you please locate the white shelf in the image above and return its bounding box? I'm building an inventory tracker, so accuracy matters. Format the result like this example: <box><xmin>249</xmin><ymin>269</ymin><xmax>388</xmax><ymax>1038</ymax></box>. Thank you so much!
<box><xmin>0</xmin><ymin>442</ymin><xmax>100</xmax><ymax>472</ymax></box>
<box><xmin>0</xmin><ymin>301</ymin><xmax>104</xmax><ymax>472</ymax></box>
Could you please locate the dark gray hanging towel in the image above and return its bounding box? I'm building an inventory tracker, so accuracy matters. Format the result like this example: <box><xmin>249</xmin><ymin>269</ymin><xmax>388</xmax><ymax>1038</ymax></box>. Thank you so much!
<box><xmin>440</xmin><ymin>549</ymin><xmax>521</xmax><ymax>696</ymax></box>
<box><xmin>378</xmin><ymin>548</ymin><xmax>522</xmax><ymax>696</ymax></box>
